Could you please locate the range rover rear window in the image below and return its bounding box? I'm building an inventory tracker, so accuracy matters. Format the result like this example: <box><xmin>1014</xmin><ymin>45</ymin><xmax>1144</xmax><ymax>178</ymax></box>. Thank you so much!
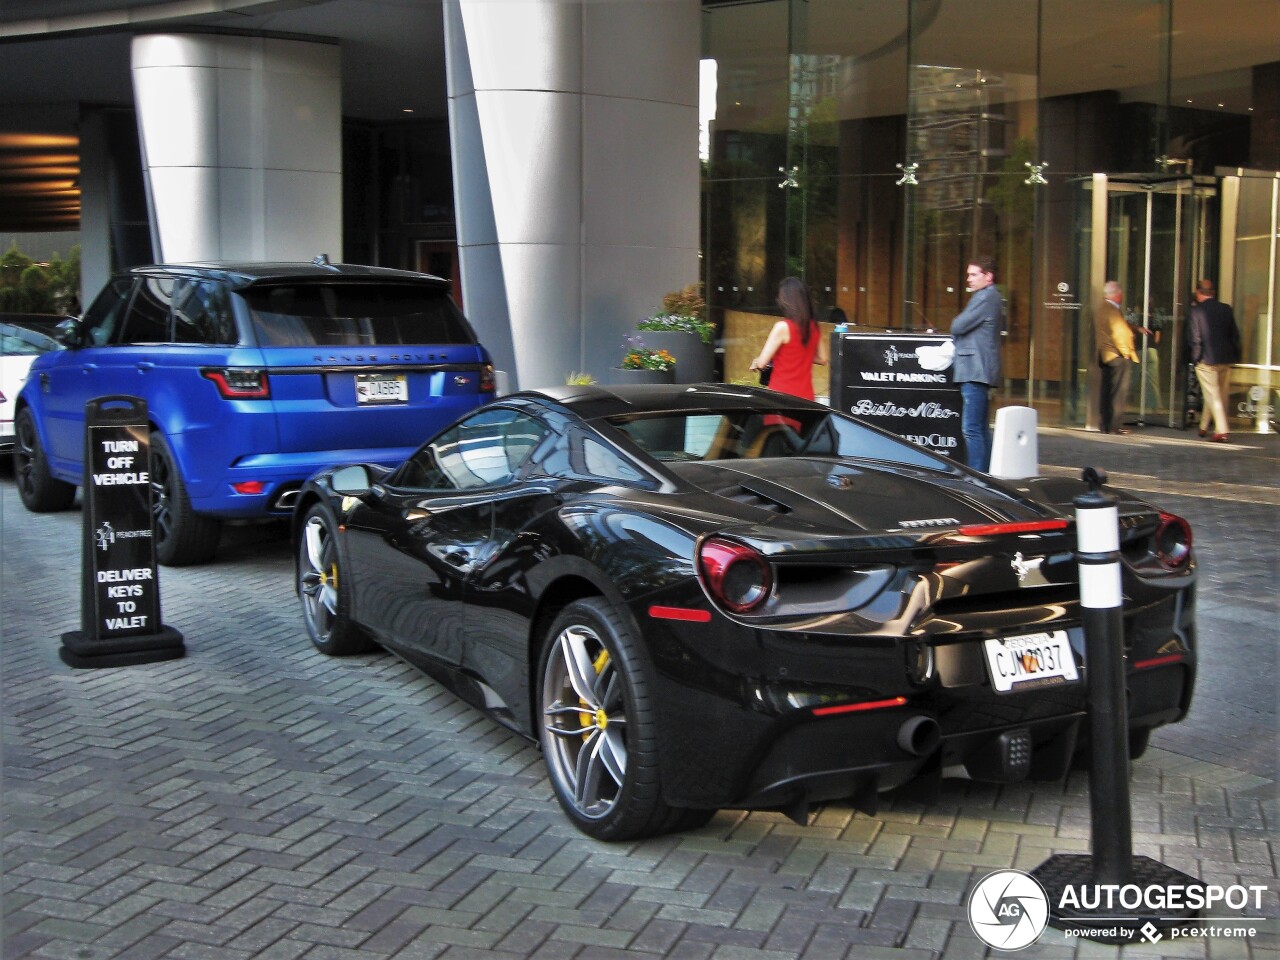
<box><xmin>244</xmin><ymin>283</ymin><xmax>476</xmax><ymax>347</ymax></box>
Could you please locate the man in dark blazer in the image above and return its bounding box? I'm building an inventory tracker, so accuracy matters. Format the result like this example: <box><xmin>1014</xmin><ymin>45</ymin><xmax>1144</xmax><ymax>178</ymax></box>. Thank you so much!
<box><xmin>1187</xmin><ymin>278</ymin><xmax>1242</xmax><ymax>442</ymax></box>
<box><xmin>950</xmin><ymin>255</ymin><xmax>1004</xmax><ymax>471</ymax></box>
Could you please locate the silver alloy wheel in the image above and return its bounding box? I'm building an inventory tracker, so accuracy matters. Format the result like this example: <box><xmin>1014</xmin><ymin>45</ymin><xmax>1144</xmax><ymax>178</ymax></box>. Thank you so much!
<box><xmin>541</xmin><ymin>622</ymin><xmax>628</xmax><ymax>820</ymax></box>
<box><xmin>299</xmin><ymin>514</ymin><xmax>339</xmax><ymax>643</ymax></box>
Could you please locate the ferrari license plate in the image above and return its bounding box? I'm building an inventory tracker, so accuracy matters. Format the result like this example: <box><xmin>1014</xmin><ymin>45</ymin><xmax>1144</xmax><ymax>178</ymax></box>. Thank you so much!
<box><xmin>356</xmin><ymin>372</ymin><xmax>407</xmax><ymax>405</ymax></box>
<box><xmin>983</xmin><ymin>630</ymin><xmax>1078</xmax><ymax>693</ymax></box>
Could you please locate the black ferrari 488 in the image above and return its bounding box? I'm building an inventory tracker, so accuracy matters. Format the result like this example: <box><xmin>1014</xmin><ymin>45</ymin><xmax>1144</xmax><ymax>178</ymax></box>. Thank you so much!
<box><xmin>293</xmin><ymin>384</ymin><xmax>1195</xmax><ymax>840</ymax></box>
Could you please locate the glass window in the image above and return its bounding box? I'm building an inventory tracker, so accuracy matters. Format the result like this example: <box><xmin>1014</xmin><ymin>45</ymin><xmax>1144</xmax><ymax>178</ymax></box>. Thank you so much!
<box><xmin>605</xmin><ymin>407</ymin><xmax>944</xmax><ymax>468</ymax></box>
<box><xmin>119</xmin><ymin>276</ymin><xmax>174</xmax><ymax>344</ymax></box>
<box><xmin>80</xmin><ymin>277</ymin><xmax>134</xmax><ymax>346</ymax></box>
<box><xmin>243</xmin><ymin>283</ymin><xmax>475</xmax><ymax>347</ymax></box>
<box><xmin>579</xmin><ymin>436</ymin><xmax>648</xmax><ymax>484</ymax></box>
<box><xmin>0</xmin><ymin>323</ymin><xmax>61</xmax><ymax>356</ymax></box>
<box><xmin>401</xmin><ymin>408</ymin><xmax>549</xmax><ymax>491</ymax></box>
<box><xmin>172</xmin><ymin>280</ymin><xmax>237</xmax><ymax>345</ymax></box>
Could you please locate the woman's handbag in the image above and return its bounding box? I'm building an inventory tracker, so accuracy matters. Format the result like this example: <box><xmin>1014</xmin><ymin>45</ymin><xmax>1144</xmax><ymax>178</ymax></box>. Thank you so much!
<box><xmin>758</xmin><ymin>362</ymin><xmax>773</xmax><ymax>387</ymax></box>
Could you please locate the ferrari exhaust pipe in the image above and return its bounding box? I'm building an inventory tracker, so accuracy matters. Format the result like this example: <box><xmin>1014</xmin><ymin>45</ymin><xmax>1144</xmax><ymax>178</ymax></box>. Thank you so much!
<box><xmin>897</xmin><ymin>715</ymin><xmax>941</xmax><ymax>756</ymax></box>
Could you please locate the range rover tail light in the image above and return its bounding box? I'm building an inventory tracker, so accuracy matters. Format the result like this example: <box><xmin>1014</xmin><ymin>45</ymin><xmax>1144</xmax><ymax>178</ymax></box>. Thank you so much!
<box><xmin>479</xmin><ymin>363</ymin><xmax>496</xmax><ymax>392</ymax></box>
<box><xmin>202</xmin><ymin>368</ymin><xmax>270</xmax><ymax>399</ymax></box>
<box><xmin>697</xmin><ymin>537</ymin><xmax>773</xmax><ymax>613</ymax></box>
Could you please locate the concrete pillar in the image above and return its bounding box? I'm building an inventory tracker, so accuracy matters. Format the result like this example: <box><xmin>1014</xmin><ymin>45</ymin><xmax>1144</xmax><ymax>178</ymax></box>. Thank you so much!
<box><xmin>444</xmin><ymin>0</ymin><xmax>701</xmax><ymax>390</ymax></box>
<box><xmin>131</xmin><ymin>33</ymin><xmax>341</xmax><ymax>263</ymax></box>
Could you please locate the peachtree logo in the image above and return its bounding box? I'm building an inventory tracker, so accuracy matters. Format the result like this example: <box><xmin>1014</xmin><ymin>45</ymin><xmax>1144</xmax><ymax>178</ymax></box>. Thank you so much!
<box><xmin>967</xmin><ymin>869</ymin><xmax>1050</xmax><ymax>951</ymax></box>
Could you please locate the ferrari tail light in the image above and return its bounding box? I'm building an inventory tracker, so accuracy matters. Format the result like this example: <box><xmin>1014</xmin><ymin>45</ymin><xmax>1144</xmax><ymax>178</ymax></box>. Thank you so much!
<box><xmin>955</xmin><ymin>519</ymin><xmax>1068</xmax><ymax>537</ymax></box>
<box><xmin>1154</xmin><ymin>511</ymin><xmax>1192</xmax><ymax>570</ymax></box>
<box><xmin>202</xmin><ymin>367</ymin><xmax>270</xmax><ymax>399</ymax></box>
<box><xmin>697</xmin><ymin>537</ymin><xmax>773</xmax><ymax>613</ymax></box>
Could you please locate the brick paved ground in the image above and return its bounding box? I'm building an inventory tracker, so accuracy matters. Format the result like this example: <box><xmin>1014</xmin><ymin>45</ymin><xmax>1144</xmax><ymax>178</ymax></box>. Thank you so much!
<box><xmin>2</xmin><ymin>424</ymin><xmax>1277</xmax><ymax>960</ymax></box>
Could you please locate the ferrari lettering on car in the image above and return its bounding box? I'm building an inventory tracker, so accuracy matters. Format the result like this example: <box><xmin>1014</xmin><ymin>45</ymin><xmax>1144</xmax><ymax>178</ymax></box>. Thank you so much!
<box><xmin>290</xmin><ymin>384</ymin><xmax>1196</xmax><ymax>841</ymax></box>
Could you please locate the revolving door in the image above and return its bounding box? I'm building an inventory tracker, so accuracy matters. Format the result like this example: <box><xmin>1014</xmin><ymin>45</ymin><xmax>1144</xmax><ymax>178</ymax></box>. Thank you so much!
<box><xmin>1083</xmin><ymin>175</ymin><xmax>1218</xmax><ymax>429</ymax></box>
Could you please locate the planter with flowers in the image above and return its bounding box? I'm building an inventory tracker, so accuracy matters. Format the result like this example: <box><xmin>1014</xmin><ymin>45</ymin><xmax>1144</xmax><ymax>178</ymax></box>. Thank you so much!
<box><xmin>635</xmin><ymin>283</ymin><xmax>715</xmax><ymax>384</ymax></box>
<box><xmin>603</xmin><ymin>335</ymin><xmax>676</xmax><ymax>385</ymax></box>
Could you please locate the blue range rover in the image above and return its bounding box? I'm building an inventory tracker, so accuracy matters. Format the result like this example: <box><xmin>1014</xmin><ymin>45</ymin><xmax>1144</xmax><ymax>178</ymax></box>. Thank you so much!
<box><xmin>12</xmin><ymin>260</ymin><xmax>495</xmax><ymax>565</ymax></box>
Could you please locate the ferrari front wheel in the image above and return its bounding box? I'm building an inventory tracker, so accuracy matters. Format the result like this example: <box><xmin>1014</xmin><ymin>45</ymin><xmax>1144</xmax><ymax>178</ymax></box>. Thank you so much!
<box><xmin>298</xmin><ymin>505</ymin><xmax>373</xmax><ymax>655</ymax></box>
<box><xmin>538</xmin><ymin>598</ymin><xmax>710</xmax><ymax>840</ymax></box>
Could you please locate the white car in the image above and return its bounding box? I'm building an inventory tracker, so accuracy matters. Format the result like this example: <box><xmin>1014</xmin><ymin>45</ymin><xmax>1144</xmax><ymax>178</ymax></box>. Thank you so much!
<box><xmin>1</xmin><ymin>315</ymin><xmax>66</xmax><ymax>451</ymax></box>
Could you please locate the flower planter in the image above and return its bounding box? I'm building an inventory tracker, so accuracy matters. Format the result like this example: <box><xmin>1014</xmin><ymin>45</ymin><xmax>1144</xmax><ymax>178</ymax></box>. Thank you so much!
<box><xmin>636</xmin><ymin>330</ymin><xmax>714</xmax><ymax>384</ymax></box>
<box><xmin>602</xmin><ymin>366</ymin><xmax>675</xmax><ymax>386</ymax></box>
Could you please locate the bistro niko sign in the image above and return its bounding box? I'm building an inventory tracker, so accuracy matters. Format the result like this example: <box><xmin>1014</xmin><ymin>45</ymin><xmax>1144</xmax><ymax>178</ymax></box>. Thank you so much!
<box><xmin>59</xmin><ymin>396</ymin><xmax>184</xmax><ymax>668</ymax></box>
<box><xmin>829</xmin><ymin>332</ymin><xmax>965</xmax><ymax>460</ymax></box>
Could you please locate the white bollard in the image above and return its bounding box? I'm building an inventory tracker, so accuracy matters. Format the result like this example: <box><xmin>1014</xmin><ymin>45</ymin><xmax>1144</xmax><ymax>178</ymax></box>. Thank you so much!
<box><xmin>988</xmin><ymin>405</ymin><xmax>1039</xmax><ymax>478</ymax></box>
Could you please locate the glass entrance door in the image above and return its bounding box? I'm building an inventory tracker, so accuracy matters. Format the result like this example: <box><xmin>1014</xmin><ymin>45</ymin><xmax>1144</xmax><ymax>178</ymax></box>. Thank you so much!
<box><xmin>1092</xmin><ymin>175</ymin><xmax>1217</xmax><ymax>429</ymax></box>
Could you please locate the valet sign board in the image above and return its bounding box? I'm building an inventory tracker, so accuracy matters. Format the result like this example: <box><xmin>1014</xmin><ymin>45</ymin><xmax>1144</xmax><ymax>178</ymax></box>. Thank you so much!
<box><xmin>829</xmin><ymin>332</ymin><xmax>965</xmax><ymax>461</ymax></box>
<box><xmin>87</xmin><ymin>433</ymin><xmax>156</xmax><ymax>636</ymax></box>
<box><xmin>60</xmin><ymin>396</ymin><xmax>182</xmax><ymax>669</ymax></box>
<box><xmin>84</xmin><ymin>404</ymin><xmax>158</xmax><ymax>637</ymax></box>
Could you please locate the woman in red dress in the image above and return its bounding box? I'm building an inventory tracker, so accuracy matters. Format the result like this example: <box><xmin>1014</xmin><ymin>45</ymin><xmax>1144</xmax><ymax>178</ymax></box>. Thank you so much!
<box><xmin>749</xmin><ymin>277</ymin><xmax>829</xmax><ymax>400</ymax></box>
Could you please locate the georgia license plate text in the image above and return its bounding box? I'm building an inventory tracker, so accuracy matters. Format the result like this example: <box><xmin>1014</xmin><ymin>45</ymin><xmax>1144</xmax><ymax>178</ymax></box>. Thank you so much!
<box><xmin>356</xmin><ymin>373</ymin><xmax>407</xmax><ymax>405</ymax></box>
<box><xmin>983</xmin><ymin>630</ymin><xmax>1078</xmax><ymax>693</ymax></box>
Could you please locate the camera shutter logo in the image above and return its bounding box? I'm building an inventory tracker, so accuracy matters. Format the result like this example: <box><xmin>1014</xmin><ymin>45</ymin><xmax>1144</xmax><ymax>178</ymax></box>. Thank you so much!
<box><xmin>967</xmin><ymin>869</ymin><xmax>1049</xmax><ymax>951</ymax></box>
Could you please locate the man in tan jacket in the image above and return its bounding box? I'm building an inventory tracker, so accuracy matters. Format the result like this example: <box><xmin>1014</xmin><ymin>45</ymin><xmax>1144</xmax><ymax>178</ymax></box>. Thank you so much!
<box><xmin>1095</xmin><ymin>280</ymin><xmax>1137</xmax><ymax>433</ymax></box>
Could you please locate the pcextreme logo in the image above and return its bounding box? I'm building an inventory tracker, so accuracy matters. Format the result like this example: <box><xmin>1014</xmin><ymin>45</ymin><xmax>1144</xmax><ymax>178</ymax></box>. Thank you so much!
<box><xmin>967</xmin><ymin>870</ymin><xmax>1050</xmax><ymax>951</ymax></box>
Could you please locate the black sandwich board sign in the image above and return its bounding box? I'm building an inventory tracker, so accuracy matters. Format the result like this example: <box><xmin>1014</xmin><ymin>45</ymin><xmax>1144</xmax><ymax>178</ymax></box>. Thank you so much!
<box><xmin>59</xmin><ymin>396</ymin><xmax>184</xmax><ymax>668</ymax></box>
<box><xmin>829</xmin><ymin>331</ymin><xmax>965</xmax><ymax>462</ymax></box>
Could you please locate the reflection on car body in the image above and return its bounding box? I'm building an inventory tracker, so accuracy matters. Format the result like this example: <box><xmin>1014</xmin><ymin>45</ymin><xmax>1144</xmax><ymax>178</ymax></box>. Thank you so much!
<box><xmin>292</xmin><ymin>383</ymin><xmax>1197</xmax><ymax>841</ymax></box>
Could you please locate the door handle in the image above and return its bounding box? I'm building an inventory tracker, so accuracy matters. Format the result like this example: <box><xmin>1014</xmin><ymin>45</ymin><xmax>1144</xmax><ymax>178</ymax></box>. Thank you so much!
<box><xmin>137</xmin><ymin>361</ymin><xmax>155</xmax><ymax>372</ymax></box>
<box><xmin>444</xmin><ymin>549</ymin><xmax>471</xmax><ymax>566</ymax></box>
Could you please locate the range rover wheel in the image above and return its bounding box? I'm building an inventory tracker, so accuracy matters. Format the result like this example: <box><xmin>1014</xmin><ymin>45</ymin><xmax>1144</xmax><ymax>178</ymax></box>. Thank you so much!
<box><xmin>12</xmin><ymin>408</ymin><xmax>76</xmax><ymax>512</ymax></box>
<box><xmin>538</xmin><ymin>598</ymin><xmax>712</xmax><ymax>840</ymax></box>
<box><xmin>150</xmin><ymin>431</ymin><xmax>220</xmax><ymax>566</ymax></box>
<box><xmin>297</xmin><ymin>504</ymin><xmax>373</xmax><ymax>655</ymax></box>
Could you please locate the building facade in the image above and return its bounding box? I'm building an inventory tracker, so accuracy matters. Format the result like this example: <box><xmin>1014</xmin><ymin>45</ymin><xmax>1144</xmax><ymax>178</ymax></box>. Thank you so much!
<box><xmin>701</xmin><ymin>0</ymin><xmax>1279</xmax><ymax>429</ymax></box>
<box><xmin>1</xmin><ymin>0</ymin><xmax>1277</xmax><ymax>425</ymax></box>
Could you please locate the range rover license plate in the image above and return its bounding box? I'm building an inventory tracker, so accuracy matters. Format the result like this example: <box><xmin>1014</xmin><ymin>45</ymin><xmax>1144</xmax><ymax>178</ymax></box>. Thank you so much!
<box><xmin>356</xmin><ymin>372</ymin><xmax>407</xmax><ymax>405</ymax></box>
<box><xmin>983</xmin><ymin>630</ymin><xmax>1078</xmax><ymax>693</ymax></box>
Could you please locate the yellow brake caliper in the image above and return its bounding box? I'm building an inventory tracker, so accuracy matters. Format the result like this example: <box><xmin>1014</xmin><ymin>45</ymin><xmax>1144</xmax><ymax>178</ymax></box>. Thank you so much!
<box><xmin>580</xmin><ymin>649</ymin><xmax>610</xmax><ymax>740</ymax></box>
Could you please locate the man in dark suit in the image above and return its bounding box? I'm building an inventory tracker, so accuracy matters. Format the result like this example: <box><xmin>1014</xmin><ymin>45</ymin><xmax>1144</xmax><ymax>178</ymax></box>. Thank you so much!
<box><xmin>950</xmin><ymin>255</ymin><xmax>1004</xmax><ymax>471</ymax></box>
<box><xmin>1187</xmin><ymin>278</ymin><xmax>1242</xmax><ymax>442</ymax></box>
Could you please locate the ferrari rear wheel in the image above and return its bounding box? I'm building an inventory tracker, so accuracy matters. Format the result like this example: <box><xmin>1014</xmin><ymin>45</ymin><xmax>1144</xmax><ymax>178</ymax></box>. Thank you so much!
<box><xmin>298</xmin><ymin>505</ymin><xmax>373</xmax><ymax>655</ymax></box>
<box><xmin>538</xmin><ymin>598</ymin><xmax>710</xmax><ymax>840</ymax></box>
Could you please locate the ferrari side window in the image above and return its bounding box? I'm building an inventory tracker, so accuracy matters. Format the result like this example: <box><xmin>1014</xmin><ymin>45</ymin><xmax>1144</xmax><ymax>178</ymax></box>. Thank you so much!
<box><xmin>580</xmin><ymin>437</ymin><xmax>646</xmax><ymax>484</ymax></box>
<box><xmin>405</xmin><ymin>408</ymin><xmax>547</xmax><ymax>491</ymax></box>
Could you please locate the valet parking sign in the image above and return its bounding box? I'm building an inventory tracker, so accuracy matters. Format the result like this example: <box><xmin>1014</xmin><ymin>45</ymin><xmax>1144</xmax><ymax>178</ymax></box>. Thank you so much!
<box><xmin>60</xmin><ymin>396</ymin><xmax>182</xmax><ymax>669</ymax></box>
<box><xmin>829</xmin><ymin>332</ymin><xmax>965</xmax><ymax>461</ymax></box>
<box><xmin>87</xmin><ymin>420</ymin><xmax>158</xmax><ymax>637</ymax></box>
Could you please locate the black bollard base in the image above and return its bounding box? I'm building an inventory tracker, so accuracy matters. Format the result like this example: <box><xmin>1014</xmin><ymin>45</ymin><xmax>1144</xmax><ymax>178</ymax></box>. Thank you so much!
<box><xmin>1032</xmin><ymin>853</ymin><xmax>1200</xmax><ymax>944</ymax></box>
<box><xmin>59</xmin><ymin>626</ymin><xmax>185</xmax><ymax>669</ymax></box>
